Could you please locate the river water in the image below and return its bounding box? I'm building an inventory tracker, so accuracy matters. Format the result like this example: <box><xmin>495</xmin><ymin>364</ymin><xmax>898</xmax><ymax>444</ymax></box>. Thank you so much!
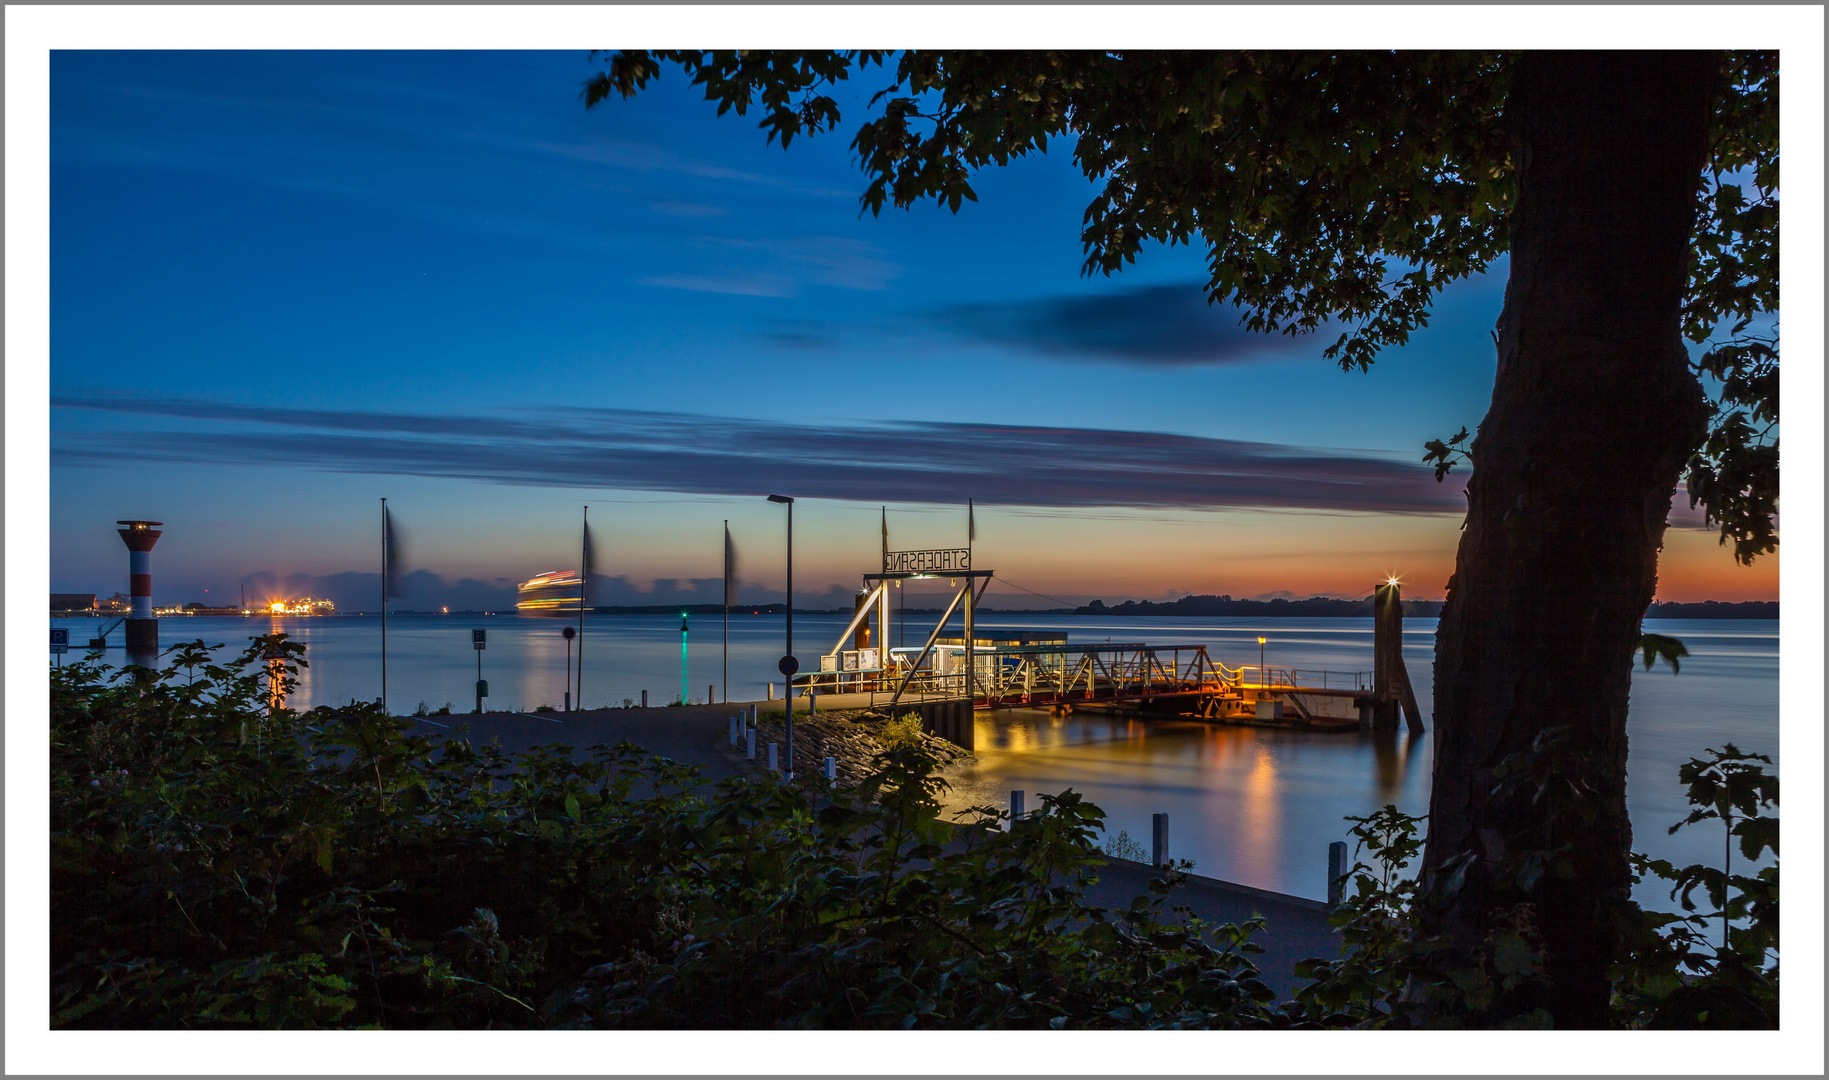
<box><xmin>54</xmin><ymin>611</ymin><xmax>1778</xmax><ymax>905</ymax></box>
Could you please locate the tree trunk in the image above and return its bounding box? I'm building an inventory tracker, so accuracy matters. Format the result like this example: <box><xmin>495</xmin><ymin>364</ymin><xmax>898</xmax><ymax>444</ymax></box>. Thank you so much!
<box><xmin>1421</xmin><ymin>52</ymin><xmax>1717</xmax><ymax>1028</ymax></box>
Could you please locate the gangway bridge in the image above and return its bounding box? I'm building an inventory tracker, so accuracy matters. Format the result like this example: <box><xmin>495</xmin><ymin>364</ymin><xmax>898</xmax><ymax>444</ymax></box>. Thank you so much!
<box><xmin>790</xmin><ymin>549</ymin><xmax>1385</xmax><ymax>732</ymax></box>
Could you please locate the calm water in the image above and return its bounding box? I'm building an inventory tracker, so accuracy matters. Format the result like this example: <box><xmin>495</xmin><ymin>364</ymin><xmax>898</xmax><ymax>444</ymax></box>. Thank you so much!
<box><xmin>55</xmin><ymin>612</ymin><xmax>1777</xmax><ymax>904</ymax></box>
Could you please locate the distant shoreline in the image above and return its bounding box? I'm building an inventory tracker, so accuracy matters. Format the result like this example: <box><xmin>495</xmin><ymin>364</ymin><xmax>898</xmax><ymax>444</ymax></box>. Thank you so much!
<box><xmin>52</xmin><ymin>600</ymin><xmax>1777</xmax><ymax>620</ymax></box>
<box><xmin>1069</xmin><ymin>596</ymin><xmax>1777</xmax><ymax>620</ymax></box>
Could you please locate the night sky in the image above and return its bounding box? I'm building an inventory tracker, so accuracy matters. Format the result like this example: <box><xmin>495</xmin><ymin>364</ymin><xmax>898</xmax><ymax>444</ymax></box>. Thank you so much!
<box><xmin>46</xmin><ymin>49</ymin><xmax>1776</xmax><ymax>609</ymax></box>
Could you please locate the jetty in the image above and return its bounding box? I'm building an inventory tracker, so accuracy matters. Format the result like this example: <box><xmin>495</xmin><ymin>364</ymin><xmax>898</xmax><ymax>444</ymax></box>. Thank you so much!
<box><xmin>791</xmin><ymin>553</ymin><xmax>1426</xmax><ymax>739</ymax></box>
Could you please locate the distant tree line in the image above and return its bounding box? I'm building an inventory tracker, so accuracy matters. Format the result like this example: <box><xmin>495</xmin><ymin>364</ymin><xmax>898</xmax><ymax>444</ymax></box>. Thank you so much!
<box><xmin>1076</xmin><ymin>596</ymin><xmax>1774</xmax><ymax>619</ymax></box>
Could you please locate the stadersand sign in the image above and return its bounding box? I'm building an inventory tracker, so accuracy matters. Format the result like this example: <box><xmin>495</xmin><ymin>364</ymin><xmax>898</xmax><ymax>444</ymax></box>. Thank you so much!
<box><xmin>883</xmin><ymin>548</ymin><xmax>971</xmax><ymax>574</ymax></box>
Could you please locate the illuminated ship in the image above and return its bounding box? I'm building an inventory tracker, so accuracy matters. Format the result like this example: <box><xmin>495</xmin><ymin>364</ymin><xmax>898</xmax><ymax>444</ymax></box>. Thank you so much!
<box><xmin>516</xmin><ymin>569</ymin><xmax>585</xmax><ymax>616</ymax></box>
<box><xmin>264</xmin><ymin>597</ymin><xmax>335</xmax><ymax>616</ymax></box>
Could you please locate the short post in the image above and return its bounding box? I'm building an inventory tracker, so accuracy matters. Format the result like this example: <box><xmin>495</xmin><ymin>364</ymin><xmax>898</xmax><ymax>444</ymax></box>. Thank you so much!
<box><xmin>1152</xmin><ymin>812</ymin><xmax>1169</xmax><ymax>868</ymax></box>
<box><xmin>709</xmin><ymin>683</ymin><xmax>715</xmax><ymax>706</ymax></box>
<box><xmin>809</xmin><ymin>690</ymin><xmax>818</xmax><ymax>715</ymax></box>
<box><xmin>824</xmin><ymin>756</ymin><xmax>837</xmax><ymax>786</ymax></box>
<box><xmin>767</xmin><ymin>682</ymin><xmax>775</xmax><ymax>701</ymax></box>
<box><xmin>1010</xmin><ymin>789</ymin><xmax>1025</xmax><ymax>826</ymax></box>
<box><xmin>1328</xmin><ymin>841</ymin><xmax>1350</xmax><ymax>905</ymax></box>
<box><xmin>768</xmin><ymin>742</ymin><xmax>779</xmax><ymax>773</ymax></box>
<box><xmin>641</xmin><ymin>689</ymin><xmax>648</xmax><ymax>708</ymax></box>
<box><xmin>746</xmin><ymin>728</ymin><xmax>756</xmax><ymax>760</ymax></box>
<box><xmin>729</xmin><ymin>715</ymin><xmax>739</xmax><ymax>747</ymax></box>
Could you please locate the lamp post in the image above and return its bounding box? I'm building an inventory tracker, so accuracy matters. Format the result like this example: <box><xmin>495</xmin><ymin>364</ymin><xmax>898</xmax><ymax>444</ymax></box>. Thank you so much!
<box><xmin>679</xmin><ymin>612</ymin><xmax>690</xmax><ymax>705</ymax></box>
<box><xmin>767</xmin><ymin>494</ymin><xmax>796</xmax><ymax>778</ymax></box>
<box><xmin>1258</xmin><ymin>636</ymin><xmax>1267</xmax><ymax>687</ymax></box>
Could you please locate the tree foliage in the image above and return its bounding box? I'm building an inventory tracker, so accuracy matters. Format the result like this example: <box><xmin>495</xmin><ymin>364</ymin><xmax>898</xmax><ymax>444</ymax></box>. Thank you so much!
<box><xmin>586</xmin><ymin>49</ymin><xmax>1778</xmax><ymax>557</ymax></box>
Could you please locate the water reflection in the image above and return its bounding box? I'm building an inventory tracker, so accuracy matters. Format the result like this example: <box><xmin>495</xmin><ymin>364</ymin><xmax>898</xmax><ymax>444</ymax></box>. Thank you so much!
<box><xmin>942</xmin><ymin>708</ymin><xmax>1435</xmax><ymax>898</ymax></box>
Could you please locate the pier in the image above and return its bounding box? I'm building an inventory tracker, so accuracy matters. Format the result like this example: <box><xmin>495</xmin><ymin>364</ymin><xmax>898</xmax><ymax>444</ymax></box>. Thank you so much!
<box><xmin>788</xmin><ymin>555</ymin><xmax>1420</xmax><ymax>736</ymax></box>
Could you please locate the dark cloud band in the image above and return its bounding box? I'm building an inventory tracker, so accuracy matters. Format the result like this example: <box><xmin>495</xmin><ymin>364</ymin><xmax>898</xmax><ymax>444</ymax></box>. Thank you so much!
<box><xmin>932</xmin><ymin>282</ymin><xmax>1324</xmax><ymax>366</ymax></box>
<box><xmin>53</xmin><ymin>394</ymin><xmax>1460</xmax><ymax>515</ymax></box>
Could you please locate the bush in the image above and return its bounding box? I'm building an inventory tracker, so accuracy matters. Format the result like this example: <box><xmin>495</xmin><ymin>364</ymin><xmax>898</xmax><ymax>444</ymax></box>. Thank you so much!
<box><xmin>875</xmin><ymin>712</ymin><xmax>924</xmax><ymax>751</ymax></box>
<box><xmin>1103</xmin><ymin>830</ymin><xmax>1148</xmax><ymax>863</ymax></box>
<box><xmin>50</xmin><ymin>637</ymin><xmax>1281</xmax><ymax>1029</ymax></box>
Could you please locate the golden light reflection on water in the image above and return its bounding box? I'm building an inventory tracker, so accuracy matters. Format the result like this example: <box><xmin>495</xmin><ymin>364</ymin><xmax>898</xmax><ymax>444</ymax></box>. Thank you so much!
<box><xmin>943</xmin><ymin>709</ymin><xmax>1429</xmax><ymax>898</ymax></box>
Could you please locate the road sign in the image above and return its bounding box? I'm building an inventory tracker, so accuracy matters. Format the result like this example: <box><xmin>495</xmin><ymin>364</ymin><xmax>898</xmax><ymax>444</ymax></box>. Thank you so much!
<box><xmin>562</xmin><ymin>626</ymin><xmax>575</xmax><ymax>640</ymax></box>
<box><xmin>51</xmin><ymin>628</ymin><xmax>69</xmax><ymax>646</ymax></box>
<box><xmin>473</xmin><ymin>628</ymin><xmax>486</xmax><ymax>650</ymax></box>
<box><xmin>777</xmin><ymin>654</ymin><xmax>800</xmax><ymax>677</ymax></box>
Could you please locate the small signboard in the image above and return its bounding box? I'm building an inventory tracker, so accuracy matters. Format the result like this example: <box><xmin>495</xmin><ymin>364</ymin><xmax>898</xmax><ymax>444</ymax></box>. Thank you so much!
<box><xmin>472</xmin><ymin>628</ymin><xmax>487</xmax><ymax>650</ymax></box>
<box><xmin>883</xmin><ymin>548</ymin><xmax>971</xmax><ymax>574</ymax></box>
<box><xmin>51</xmin><ymin>628</ymin><xmax>69</xmax><ymax>646</ymax></box>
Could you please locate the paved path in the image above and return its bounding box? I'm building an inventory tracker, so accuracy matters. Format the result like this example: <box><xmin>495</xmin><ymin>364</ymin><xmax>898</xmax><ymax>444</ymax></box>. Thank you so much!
<box><xmin>404</xmin><ymin>698</ymin><xmax>1338</xmax><ymax>996</ymax></box>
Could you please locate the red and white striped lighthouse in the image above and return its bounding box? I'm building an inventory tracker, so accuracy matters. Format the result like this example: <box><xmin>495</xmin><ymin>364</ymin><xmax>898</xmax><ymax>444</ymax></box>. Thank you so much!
<box><xmin>117</xmin><ymin>520</ymin><xmax>163</xmax><ymax>655</ymax></box>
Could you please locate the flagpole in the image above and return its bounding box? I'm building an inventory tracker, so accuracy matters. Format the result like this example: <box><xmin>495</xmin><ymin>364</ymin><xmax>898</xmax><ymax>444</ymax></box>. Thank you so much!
<box><xmin>577</xmin><ymin>506</ymin><xmax>588</xmax><ymax>710</ymax></box>
<box><xmin>722</xmin><ymin>520</ymin><xmax>730</xmax><ymax>704</ymax></box>
<box><xmin>380</xmin><ymin>497</ymin><xmax>388</xmax><ymax>713</ymax></box>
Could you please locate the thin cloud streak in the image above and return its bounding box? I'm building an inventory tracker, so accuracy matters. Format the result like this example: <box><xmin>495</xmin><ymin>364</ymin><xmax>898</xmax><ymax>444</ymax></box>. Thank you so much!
<box><xmin>53</xmin><ymin>394</ymin><xmax>1463</xmax><ymax>515</ymax></box>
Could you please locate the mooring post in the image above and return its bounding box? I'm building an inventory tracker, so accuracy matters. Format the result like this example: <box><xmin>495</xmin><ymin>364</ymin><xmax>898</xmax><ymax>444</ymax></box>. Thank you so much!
<box><xmin>641</xmin><ymin>689</ymin><xmax>648</xmax><ymax>709</ymax></box>
<box><xmin>746</xmin><ymin>729</ymin><xmax>756</xmax><ymax>760</ymax></box>
<box><xmin>1010</xmin><ymin>789</ymin><xmax>1025</xmax><ymax>826</ymax></box>
<box><xmin>1328</xmin><ymin>841</ymin><xmax>1350</xmax><ymax>905</ymax></box>
<box><xmin>809</xmin><ymin>690</ymin><xmax>817</xmax><ymax>715</ymax></box>
<box><xmin>1152</xmin><ymin>813</ymin><xmax>1169</xmax><ymax>868</ymax></box>
<box><xmin>768</xmin><ymin>742</ymin><xmax>779</xmax><ymax>773</ymax></box>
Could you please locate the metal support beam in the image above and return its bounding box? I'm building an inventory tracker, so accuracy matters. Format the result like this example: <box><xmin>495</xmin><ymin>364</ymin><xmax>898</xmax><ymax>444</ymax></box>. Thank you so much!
<box><xmin>886</xmin><ymin>580</ymin><xmax>970</xmax><ymax>711</ymax></box>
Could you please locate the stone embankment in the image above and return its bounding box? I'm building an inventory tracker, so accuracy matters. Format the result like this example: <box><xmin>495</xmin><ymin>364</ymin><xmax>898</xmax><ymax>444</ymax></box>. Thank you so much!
<box><xmin>717</xmin><ymin>707</ymin><xmax>972</xmax><ymax>789</ymax></box>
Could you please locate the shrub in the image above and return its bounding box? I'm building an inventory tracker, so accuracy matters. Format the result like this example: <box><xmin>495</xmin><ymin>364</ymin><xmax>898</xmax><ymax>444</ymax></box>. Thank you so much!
<box><xmin>50</xmin><ymin>637</ymin><xmax>1279</xmax><ymax>1029</ymax></box>
<box><xmin>875</xmin><ymin>712</ymin><xmax>924</xmax><ymax>751</ymax></box>
<box><xmin>1103</xmin><ymin>829</ymin><xmax>1148</xmax><ymax>863</ymax></box>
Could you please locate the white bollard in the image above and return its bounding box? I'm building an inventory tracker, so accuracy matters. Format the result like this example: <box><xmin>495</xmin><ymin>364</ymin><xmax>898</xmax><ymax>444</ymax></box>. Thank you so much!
<box><xmin>746</xmin><ymin>729</ymin><xmax>756</xmax><ymax>760</ymax></box>
<box><xmin>768</xmin><ymin>742</ymin><xmax>779</xmax><ymax>773</ymax></box>
<box><xmin>729</xmin><ymin>715</ymin><xmax>739</xmax><ymax>747</ymax></box>
<box><xmin>825</xmin><ymin>756</ymin><xmax>836</xmax><ymax>786</ymax></box>
<box><xmin>767</xmin><ymin>682</ymin><xmax>774</xmax><ymax>701</ymax></box>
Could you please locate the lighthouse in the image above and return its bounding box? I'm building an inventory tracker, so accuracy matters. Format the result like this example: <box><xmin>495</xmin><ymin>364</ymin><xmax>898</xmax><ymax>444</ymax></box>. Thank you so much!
<box><xmin>117</xmin><ymin>520</ymin><xmax>163</xmax><ymax>665</ymax></box>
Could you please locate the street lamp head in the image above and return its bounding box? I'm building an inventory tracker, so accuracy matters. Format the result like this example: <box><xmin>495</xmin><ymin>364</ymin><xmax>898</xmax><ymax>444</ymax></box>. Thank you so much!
<box><xmin>767</xmin><ymin>494</ymin><xmax>794</xmax><ymax>504</ymax></box>
<box><xmin>1257</xmin><ymin>636</ymin><xmax>1267</xmax><ymax>645</ymax></box>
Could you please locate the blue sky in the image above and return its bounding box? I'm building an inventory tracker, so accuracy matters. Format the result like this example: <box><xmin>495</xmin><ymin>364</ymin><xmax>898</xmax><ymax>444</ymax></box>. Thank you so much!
<box><xmin>47</xmin><ymin>49</ymin><xmax>1768</xmax><ymax>608</ymax></box>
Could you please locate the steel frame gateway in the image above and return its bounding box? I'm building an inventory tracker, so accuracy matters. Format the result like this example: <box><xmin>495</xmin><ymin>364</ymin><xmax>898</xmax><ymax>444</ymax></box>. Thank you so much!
<box><xmin>797</xmin><ymin>563</ymin><xmax>1376</xmax><ymax>724</ymax></box>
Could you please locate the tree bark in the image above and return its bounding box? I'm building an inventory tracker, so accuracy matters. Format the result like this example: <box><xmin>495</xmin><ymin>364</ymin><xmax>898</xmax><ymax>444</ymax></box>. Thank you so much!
<box><xmin>1421</xmin><ymin>52</ymin><xmax>1717</xmax><ymax>1028</ymax></box>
